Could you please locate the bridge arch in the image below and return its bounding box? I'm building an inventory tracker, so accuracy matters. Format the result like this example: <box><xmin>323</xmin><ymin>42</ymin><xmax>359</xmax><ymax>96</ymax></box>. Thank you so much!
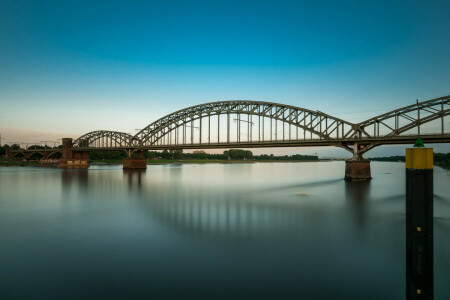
<box><xmin>134</xmin><ymin>100</ymin><xmax>354</xmax><ymax>146</ymax></box>
<box><xmin>357</xmin><ymin>95</ymin><xmax>449</xmax><ymax>139</ymax></box>
<box><xmin>28</xmin><ymin>152</ymin><xmax>44</xmax><ymax>159</ymax></box>
<box><xmin>46</xmin><ymin>151</ymin><xmax>62</xmax><ymax>159</ymax></box>
<box><xmin>73</xmin><ymin>131</ymin><xmax>135</xmax><ymax>148</ymax></box>
<box><xmin>12</xmin><ymin>152</ymin><xmax>25</xmax><ymax>158</ymax></box>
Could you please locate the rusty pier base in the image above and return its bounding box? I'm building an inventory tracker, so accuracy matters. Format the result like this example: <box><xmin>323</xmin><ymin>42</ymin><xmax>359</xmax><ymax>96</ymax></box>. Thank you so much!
<box><xmin>59</xmin><ymin>138</ymin><xmax>90</xmax><ymax>169</ymax></box>
<box><xmin>345</xmin><ymin>159</ymin><xmax>371</xmax><ymax>181</ymax></box>
<box><xmin>123</xmin><ymin>158</ymin><xmax>147</xmax><ymax>169</ymax></box>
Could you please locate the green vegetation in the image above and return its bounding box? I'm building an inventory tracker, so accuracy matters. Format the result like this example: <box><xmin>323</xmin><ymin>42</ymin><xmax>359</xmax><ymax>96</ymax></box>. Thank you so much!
<box><xmin>254</xmin><ymin>154</ymin><xmax>318</xmax><ymax>161</ymax></box>
<box><xmin>370</xmin><ymin>155</ymin><xmax>406</xmax><ymax>162</ymax></box>
<box><xmin>370</xmin><ymin>153</ymin><xmax>450</xmax><ymax>169</ymax></box>
<box><xmin>89</xmin><ymin>151</ymin><xmax>128</xmax><ymax>160</ymax></box>
<box><xmin>0</xmin><ymin>157</ymin><xmax>40</xmax><ymax>167</ymax></box>
<box><xmin>434</xmin><ymin>153</ymin><xmax>450</xmax><ymax>169</ymax></box>
<box><xmin>0</xmin><ymin>144</ymin><xmax>20</xmax><ymax>156</ymax></box>
<box><xmin>87</xmin><ymin>149</ymin><xmax>317</xmax><ymax>162</ymax></box>
<box><xmin>1</xmin><ymin>145</ymin><xmax>319</xmax><ymax>166</ymax></box>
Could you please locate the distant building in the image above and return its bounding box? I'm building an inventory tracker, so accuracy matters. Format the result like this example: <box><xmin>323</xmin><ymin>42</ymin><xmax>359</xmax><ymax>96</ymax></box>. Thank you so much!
<box><xmin>193</xmin><ymin>150</ymin><xmax>206</xmax><ymax>154</ymax></box>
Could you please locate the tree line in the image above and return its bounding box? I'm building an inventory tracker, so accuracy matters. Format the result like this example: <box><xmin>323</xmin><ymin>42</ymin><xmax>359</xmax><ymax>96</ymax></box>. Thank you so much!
<box><xmin>0</xmin><ymin>144</ymin><xmax>61</xmax><ymax>155</ymax></box>
<box><xmin>88</xmin><ymin>149</ymin><xmax>317</xmax><ymax>161</ymax></box>
<box><xmin>1</xmin><ymin>144</ymin><xmax>318</xmax><ymax>162</ymax></box>
<box><xmin>370</xmin><ymin>153</ymin><xmax>450</xmax><ymax>169</ymax></box>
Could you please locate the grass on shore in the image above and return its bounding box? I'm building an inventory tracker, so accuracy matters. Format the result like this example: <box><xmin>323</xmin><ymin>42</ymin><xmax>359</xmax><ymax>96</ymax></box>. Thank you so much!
<box><xmin>2</xmin><ymin>157</ymin><xmax>447</xmax><ymax>169</ymax></box>
<box><xmin>0</xmin><ymin>158</ymin><xmax>40</xmax><ymax>167</ymax></box>
<box><xmin>92</xmin><ymin>159</ymin><xmax>319</xmax><ymax>164</ymax></box>
<box><xmin>0</xmin><ymin>157</ymin><xmax>318</xmax><ymax>166</ymax></box>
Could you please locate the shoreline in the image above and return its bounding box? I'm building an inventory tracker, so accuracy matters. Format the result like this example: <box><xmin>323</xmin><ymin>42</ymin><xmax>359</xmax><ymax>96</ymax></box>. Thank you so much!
<box><xmin>94</xmin><ymin>159</ymin><xmax>322</xmax><ymax>165</ymax></box>
<box><xmin>0</xmin><ymin>159</ymin><xmax>448</xmax><ymax>170</ymax></box>
<box><xmin>0</xmin><ymin>159</ymin><xmax>322</xmax><ymax>167</ymax></box>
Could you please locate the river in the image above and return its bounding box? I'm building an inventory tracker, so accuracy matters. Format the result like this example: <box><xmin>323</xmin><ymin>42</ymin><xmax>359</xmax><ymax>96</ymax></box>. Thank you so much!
<box><xmin>0</xmin><ymin>161</ymin><xmax>449</xmax><ymax>299</ymax></box>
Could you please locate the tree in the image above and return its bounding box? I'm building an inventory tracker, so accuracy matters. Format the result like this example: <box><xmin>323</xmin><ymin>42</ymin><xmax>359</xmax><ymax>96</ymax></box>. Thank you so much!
<box><xmin>223</xmin><ymin>149</ymin><xmax>253</xmax><ymax>160</ymax></box>
<box><xmin>160</xmin><ymin>149</ymin><xmax>171</xmax><ymax>159</ymax></box>
<box><xmin>171</xmin><ymin>149</ymin><xmax>183</xmax><ymax>159</ymax></box>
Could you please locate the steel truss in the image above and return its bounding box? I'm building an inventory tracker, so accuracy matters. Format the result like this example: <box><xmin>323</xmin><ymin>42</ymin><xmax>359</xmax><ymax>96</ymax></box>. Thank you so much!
<box><xmin>73</xmin><ymin>130</ymin><xmax>135</xmax><ymax>148</ymax></box>
<box><xmin>64</xmin><ymin>95</ymin><xmax>450</xmax><ymax>158</ymax></box>
<box><xmin>134</xmin><ymin>101</ymin><xmax>354</xmax><ymax>146</ymax></box>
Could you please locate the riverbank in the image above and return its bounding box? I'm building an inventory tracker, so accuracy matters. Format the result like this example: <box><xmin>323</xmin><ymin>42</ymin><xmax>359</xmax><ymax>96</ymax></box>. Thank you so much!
<box><xmin>0</xmin><ymin>158</ymin><xmax>321</xmax><ymax>167</ymax></box>
<box><xmin>92</xmin><ymin>159</ymin><xmax>320</xmax><ymax>165</ymax></box>
<box><xmin>2</xmin><ymin>158</ymin><xmax>448</xmax><ymax>169</ymax></box>
<box><xmin>0</xmin><ymin>158</ymin><xmax>40</xmax><ymax>167</ymax></box>
<box><xmin>370</xmin><ymin>153</ymin><xmax>450</xmax><ymax>170</ymax></box>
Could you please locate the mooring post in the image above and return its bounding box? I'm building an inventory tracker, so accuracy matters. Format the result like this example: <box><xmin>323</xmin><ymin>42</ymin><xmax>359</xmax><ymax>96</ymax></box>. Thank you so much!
<box><xmin>405</xmin><ymin>139</ymin><xmax>433</xmax><ymax>299</ymax></box>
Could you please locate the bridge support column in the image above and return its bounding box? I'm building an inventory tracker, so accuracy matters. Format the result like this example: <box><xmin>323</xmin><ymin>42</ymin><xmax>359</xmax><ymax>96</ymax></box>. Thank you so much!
<box><xmin>24</xmin><ymin>152</ymin><xmax>31</xmax><ymax>160</ymax></box>
<box><xmin>123</xmin><ymin>151</ymin><xmax>147</xmax><ymax>169</ymax></box>
<box><xmin>345</xmin><ymin>159</ymin><xmax>371</xmax><ymax>181</ymax></box>
<box><xmin>59</xmin><ymin>138</ymin><xmax>90</xmax><ymax>169</ymax></box>
<box><xmin>5</xmin><ymin>148</ymin><xmax>11</xmax><ymax>159</ymax></box>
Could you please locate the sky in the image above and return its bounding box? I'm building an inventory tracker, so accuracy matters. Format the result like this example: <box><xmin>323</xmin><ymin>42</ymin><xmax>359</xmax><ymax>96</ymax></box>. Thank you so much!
<box><xmin>0</xmin><ymin>0</ymin><xmax>449</xmax><ymax>156</ymax></box>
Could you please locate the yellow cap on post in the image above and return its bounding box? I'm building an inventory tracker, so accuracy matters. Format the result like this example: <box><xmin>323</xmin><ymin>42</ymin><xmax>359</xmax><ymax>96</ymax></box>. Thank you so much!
<box><xmin>405</xmin><ymin>148</ymin><xmax>433</xmax><ymax>169</ymax></box>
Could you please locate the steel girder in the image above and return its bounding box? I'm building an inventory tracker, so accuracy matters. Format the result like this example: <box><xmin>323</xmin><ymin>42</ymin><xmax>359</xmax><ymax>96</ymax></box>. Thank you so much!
<box><xmin>356</xmin><ymin>95</ymin><xmax>450</xmax><ymax>138</ymax></box>
<box><xmin>134</xmin><ymin>100</ymin><xmax>354</xmax><ymax>146</ymax></box>
<box><xmin>70</xmin><ymin>96</ymin><xmax>449</xmax><ymax>155</ymax></box>
<box><xmin>72</xmin><ymin>131</ymin><xmax>135</xmax><ymax>148</ymax></box>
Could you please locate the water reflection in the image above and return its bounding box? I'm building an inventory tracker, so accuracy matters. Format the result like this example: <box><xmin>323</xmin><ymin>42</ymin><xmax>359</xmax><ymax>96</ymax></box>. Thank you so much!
<box><xmin>123</xmin><ymin>170</ymin><xmax>375</xmax><ymax>242</ymax></box>
<box><xmin>345</xmin><ymin>180</ymin><xmax>370</xmax><ymax>226</ymax></box>
<box><xmin>123</xmin><ymin>169</ymin><xmax>145</xmax><ymax>191</ymax></box>
<box><xmin>3</xmin><ymin>162</ymin><xmax>443</xmax><ymax>298</ymax></box>
<box><xmin>138</xmin><ymin>192</ymin><xmax>314</xmax><ymax>241</ymax></box>
<box><xmin>61</xmin><ymin>169</ymin><xmax>88</xmax><ymax>192</ymax></box>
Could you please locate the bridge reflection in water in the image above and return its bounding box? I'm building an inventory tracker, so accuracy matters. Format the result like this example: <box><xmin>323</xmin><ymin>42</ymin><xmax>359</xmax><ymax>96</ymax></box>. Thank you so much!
<box><xmin>52</xmin><ymin>162</ymin><xmax>449</xmax><ymax>297</ymax></box>
<box><xmin>57</xmin><ymin>166</ymin><xmax>407</xmax><ymax>243</ymax></box>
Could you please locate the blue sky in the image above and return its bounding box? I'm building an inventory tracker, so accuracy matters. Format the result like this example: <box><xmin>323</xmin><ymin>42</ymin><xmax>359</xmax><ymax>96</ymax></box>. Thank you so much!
<box><xmin>0</xmin><ymin>0</ymin><xmax>449</xmax><ymax>155</ymax></box>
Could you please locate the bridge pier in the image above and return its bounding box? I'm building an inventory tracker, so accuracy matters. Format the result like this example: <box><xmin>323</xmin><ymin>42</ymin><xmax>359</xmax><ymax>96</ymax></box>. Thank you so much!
<box><xmin>59</xmin><ymin>138</ymin><xmax>90</xmax><ymax>169</ymax></box>
<box><xmin>345</xmin><ymin>159</ymin><xmax>371</xmax><ymax>181</ymax></box>
<box><xmin>123</xmin><ymin>151</ymin><xmax>147</xmax><ymax>169</ymax></box>
<box><xmin>5</xmin><ymin>148</ymin><xmax>11</xmax><ymax>159</ymax></box>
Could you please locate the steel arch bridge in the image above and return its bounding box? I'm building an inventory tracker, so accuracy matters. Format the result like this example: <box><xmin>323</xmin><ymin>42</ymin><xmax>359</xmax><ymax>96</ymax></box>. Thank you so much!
<box><xmin>69</xmin><ymin>95</ymin><xmax>450</xmax><ymax>158</ymax></box>
<box><xmin>72</xmin><ymin>130</ymin><xmax>135</xmax><ymax>148</ymax></box>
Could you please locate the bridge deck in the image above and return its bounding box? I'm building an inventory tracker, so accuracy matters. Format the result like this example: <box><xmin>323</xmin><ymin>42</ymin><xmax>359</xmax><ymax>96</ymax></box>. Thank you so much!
<box><xmin>71</xmin><ymin>134</ymin><xmax>450</xmax><ymax>151</ymax></box>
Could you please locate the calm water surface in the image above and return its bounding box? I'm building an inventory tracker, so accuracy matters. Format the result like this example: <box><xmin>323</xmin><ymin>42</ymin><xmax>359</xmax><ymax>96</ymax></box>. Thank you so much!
<box><xmin>1</xmin><ymin>161</ymin><xmax>449</xmax><ymax>299</ymax></box>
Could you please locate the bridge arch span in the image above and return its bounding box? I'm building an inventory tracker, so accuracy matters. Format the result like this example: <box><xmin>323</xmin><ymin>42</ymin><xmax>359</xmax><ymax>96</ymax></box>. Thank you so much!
<box><xmin>356</xmin><ymin>95</ymin><xmax>449</xmax><ymax>139</ymax></box>
<box><xmin>73</xmin><ymin>131</ymin><xmax>135</xmax><ymax>148</ymax></box>
<box><xmin>46</xmin><ymin>151</ymin><xmax>62</xmax><ymax>159</ymax></box>
<box><xmin>12</xmin><ymin>152</ymin><xmax>25</xmax><ymax>158</ymax></box>
<box><xmin>28</xmin><ymin>152</ymin><xmax>44</xmax><ymax>159</ymax></box>
<box><xmin>134</xmin><ymin>100</ymin><xmax>355</xmax><ymax>146</ymax></box>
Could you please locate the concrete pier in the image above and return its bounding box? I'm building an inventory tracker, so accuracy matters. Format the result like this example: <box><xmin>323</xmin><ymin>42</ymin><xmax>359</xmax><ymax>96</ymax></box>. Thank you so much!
<box><xmin>344</xmin><ymin>160</ymin><xmax>371</xmax><ymax>181</ymax></box>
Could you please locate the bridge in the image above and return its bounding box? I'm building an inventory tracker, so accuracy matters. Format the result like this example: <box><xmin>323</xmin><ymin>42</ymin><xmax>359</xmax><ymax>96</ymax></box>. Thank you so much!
<box><xmin>6</xmin><ymin>95</ymin><xmax>450</xmax><ymax>180</ymax></box>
